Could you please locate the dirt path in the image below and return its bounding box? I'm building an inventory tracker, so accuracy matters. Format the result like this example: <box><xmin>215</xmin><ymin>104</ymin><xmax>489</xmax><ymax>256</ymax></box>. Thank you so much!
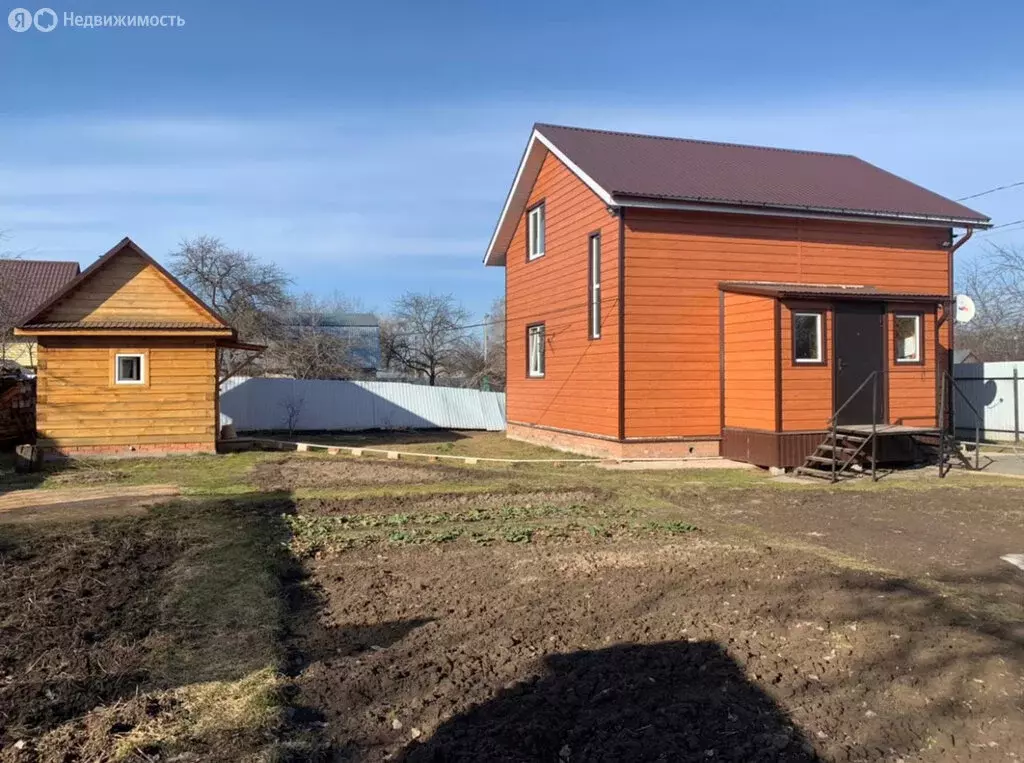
<box><xmin>0</xmin><ymin>485</ymin><xmax>180</xmax><ymax>523</ymax></box>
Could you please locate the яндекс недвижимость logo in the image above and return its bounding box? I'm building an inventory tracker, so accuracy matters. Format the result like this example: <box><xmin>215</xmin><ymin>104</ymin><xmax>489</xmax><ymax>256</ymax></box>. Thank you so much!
<box><xmin>8</xmin><ymin>7</ymin><xmax>56</xmax><ymax>31</ymax></box>
<box><xmin>8</xmin><ymin>8</ymin><xmax>184</xmax><ymax>31</ymax></box>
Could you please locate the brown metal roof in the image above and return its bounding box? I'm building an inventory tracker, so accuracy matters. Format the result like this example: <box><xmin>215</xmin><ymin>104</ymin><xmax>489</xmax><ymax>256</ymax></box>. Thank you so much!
<box><xmin>0</xmin><ymin>259</ymin><xmax>80</xmax><ymax>323</ymax></box>
<box><xmin>23</xmin><ymin>320</ymin><xmax>232</xmax><ymax>330</ymax></box>
<box><xmin>719</xmin><ymin>281</ymin><xmax>948</xmax><ymax>302</ymax></box>
<box><xmin>536</xmin><ymin>124</ymin><xmax>990</xmax><ymax>225</ymax></box>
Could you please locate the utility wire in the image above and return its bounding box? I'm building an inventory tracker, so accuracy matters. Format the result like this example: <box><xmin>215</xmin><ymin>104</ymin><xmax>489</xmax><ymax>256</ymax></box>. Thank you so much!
<box><xmin>957</xmin><ymin>180</ymin><xmax>1024</xmax><ymax>202</ymax></box>
<box><xmin>977</xmin><ymin>218</ymin><xmax>1024</xmax><ymax>238</ymax></box>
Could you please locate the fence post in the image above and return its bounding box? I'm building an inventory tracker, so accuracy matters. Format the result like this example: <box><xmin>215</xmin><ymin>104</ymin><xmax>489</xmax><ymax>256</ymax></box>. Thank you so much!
<box><xmin>1015</xmin><ymin>367</ymin><xmax>1020</xmax><ymax>445</ymax></box>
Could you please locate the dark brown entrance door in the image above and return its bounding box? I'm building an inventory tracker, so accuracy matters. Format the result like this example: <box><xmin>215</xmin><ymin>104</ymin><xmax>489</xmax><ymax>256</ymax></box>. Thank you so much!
<box><xmin>834</xmin><ymin>302</ymin><xmax>885</xmax><ymax>425</ymax></box>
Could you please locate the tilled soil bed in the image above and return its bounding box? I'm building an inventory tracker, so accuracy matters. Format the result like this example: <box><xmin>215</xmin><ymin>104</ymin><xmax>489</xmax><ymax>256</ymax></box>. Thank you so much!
<box><xmin>291</xmin><ymin>539</ymin><xmax>1024</xmax><ymax>762</ymax></box>
<box><xmin>298</xmin><ymin>488</ymin><xmax>607</xmax><ymax>517</ymax></box>
<box><xmin>0</xmin><ymin>519</ymin><xmax>183</xmax><ymax>747</ymax></box>
<box><xmin>249</xmin><ymin>456</ymin><xmax>477</xmax><ymax>490</ymax></box>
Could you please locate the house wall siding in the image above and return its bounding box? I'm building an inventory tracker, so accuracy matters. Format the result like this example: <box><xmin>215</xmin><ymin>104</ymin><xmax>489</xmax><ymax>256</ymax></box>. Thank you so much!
<box><xmin>505</xmin><ymin>151</ymin><xmax>621</xmax><ymax>438</ymax></box>
<box><xmin>780</xmin><ymin>302</ymin><xmax>834</xmax><ymax>432</ymax></box>
<box><xmin>722</xmin><ymin>292</ymin><xmax>776</xmax><ymax>431</ymax></box>
<box><xmin>36</xmin><ymin>336</ymin><xmax>218</xmax><ymax>449</ymax></box>
<box><xmin>624</xmin><ymin>210</ymin><xmax>949</xmax><ymax>438</ymax></box>
<box><xmin>887</xmin><ymin>308</ymin><xmax>939</xmax><ymax>426</ymax></box>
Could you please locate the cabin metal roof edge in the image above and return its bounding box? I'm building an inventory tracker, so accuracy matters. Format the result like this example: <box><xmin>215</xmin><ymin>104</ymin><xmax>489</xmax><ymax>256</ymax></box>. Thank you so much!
<box><xmin>16</xmin><ymin>236</ymin><xmax>235</xmax><ymax>336</ymax></box>
<box><xmin>484</xmin><ymin>124</ymin><xmax>992</xmax><ymax>266</ymax></box>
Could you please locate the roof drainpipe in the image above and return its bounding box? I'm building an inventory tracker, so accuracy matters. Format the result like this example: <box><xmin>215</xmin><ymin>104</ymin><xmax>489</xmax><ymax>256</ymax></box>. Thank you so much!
<box><xmin>942</xmin><ymin>226</ymin><xmax>975</xmax><ymax>432</ymax></box>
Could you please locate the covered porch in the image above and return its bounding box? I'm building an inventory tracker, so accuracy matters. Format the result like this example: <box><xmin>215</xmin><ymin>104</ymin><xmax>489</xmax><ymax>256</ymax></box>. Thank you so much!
<box><xmin>718</xmin><ymin>281</ymin><xmax>954</xmax><ymax>471</ymax></box>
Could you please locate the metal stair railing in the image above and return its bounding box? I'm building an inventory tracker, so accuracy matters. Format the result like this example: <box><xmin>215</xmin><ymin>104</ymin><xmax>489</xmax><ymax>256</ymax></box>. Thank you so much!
<box><xmin>826</xmin><ymin>370</ymin><xmax>881</xmax><ymax>483</ymax></box>
<box><xmin>938</xmin><ymin>371</ymin><xmax>982</xmax><ymax>477</ymax></box>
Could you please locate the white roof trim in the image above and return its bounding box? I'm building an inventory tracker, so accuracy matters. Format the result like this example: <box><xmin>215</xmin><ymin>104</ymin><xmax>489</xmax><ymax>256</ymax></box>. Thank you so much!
<box><xmin>483</xmin><ymin>128</ymin><xmax>615</xmax><ymax>266</ymax></box>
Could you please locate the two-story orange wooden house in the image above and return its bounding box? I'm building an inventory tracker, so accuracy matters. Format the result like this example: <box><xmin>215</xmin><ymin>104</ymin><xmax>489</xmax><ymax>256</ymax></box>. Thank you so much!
<box><xmin>485</xmin><ymin>124</ymin><xmax>990</xmax><ymax>470</ymax></box>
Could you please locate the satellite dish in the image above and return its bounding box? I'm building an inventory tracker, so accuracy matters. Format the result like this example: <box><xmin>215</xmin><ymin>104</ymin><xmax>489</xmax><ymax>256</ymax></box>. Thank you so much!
<box><xmin>955</xmin><ymin>294</ymin><xmax>976</xmax><ymax>324</ymax></box>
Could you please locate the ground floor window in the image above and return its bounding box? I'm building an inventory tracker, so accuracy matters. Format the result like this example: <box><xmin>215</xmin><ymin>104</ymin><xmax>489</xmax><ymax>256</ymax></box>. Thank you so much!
<box><xmin>115</xmin><ymin>353</ymin><xmax>145</xmax><ymax>384</ymax></box>
<box><xmin>793</xmin><ymin>312</ymin><xmax>824</xmax><ymax>364</ymax></box>
<box><xmin>894</xmin><ymin>314</ymin><xmax>922</xmax><ymax>363</ymax></box>
<box><xmin>527</xmin><ymin>324</ymin><xmax>545</xmax><ymax>377</ymax></box>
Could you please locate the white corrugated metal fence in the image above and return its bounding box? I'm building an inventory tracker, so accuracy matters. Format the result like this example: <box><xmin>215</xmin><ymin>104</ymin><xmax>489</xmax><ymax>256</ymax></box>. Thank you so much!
<box><xmin>953</xmin><ymin>362</ymin><xmax>1023</xmax><ymax>442</ymax></box>
<box><xmin>219</xmin><ymin>377</ymin><xmax>506</xmax><ymax>432</ymax></box>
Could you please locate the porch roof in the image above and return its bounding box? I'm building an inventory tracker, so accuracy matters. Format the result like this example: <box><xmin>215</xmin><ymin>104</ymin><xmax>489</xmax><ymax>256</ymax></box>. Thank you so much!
<box><xmin>719</xmin><ymin>280</ymin><xmax>948</xmax><ymax>303</ymax></box>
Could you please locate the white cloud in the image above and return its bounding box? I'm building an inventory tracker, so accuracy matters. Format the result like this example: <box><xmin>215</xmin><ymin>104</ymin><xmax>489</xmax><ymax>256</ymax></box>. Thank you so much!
<box><xmin>3</xmin><ymin>89</ymin><xmax>1023</xmax><ymax>312</ymax></box>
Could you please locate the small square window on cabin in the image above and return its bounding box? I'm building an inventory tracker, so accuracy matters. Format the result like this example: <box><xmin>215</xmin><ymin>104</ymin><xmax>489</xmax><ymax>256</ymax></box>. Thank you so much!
<box><xmin>527</xmin><ymin>203</ymin><xmax>546</xmax><ymax>260</ymax></box>
<box><xmin>115</xmin><ymin>353</ymin><xmax>145</xmax><ymax>384</ymax></box>
<box><xmin>793</xmin><ymin>312</ymin><xmax>823</xmax><ymax>363</ymax></box>
<box><xmin>895</xmin><ymin>314</ymin><xmax>921</xmax><ymax>362</ymax></box>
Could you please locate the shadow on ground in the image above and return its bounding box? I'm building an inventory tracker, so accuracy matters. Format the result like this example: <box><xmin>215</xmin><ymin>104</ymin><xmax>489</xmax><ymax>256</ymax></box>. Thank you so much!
<box><xmin>0</xmin><ymin>452</ymin><xmax>78</xmax><ymax>495</ymax></box>
<box><xmin>395</xmin><ymin>640</ymin><xmax>820</xmax><ymax>762</ymax></box>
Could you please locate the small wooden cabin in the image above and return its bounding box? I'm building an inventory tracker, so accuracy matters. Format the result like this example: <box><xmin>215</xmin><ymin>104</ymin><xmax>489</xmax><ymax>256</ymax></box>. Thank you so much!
<box><xmin>485</xmin><ymin>124</ymin><xmax>992</xmax><ymax>468</ymax></box>
<box><xmin>15</xmin><ymin>238</ymin><xmax>252</xmax><ymax>456</ymax></box>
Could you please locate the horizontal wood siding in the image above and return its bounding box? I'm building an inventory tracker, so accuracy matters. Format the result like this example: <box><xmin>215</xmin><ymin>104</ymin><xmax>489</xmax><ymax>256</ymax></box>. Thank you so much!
<box><xmin>505</xmin><ymin>151</ymin><xmax>621</xmax><ymax>437</ymax></box>
<box><xmin>723</xmin><ymin>293</ymin><xmax>775</xmax><ymax>431</ymax></box>
<box><xmin>41</xmin><ymin>251</ymin><xmax>220</xmax><ymax>325</ymax></box>
<box><xmin>780</xmin><ymin>302</ymin><xmax>834</xmax><ymax>431</ymax></box>
<box><xmin>36</xmin><ymin>336</ymin><xmax>217</xmax><ymax>448</ymax></box>
<box><xmin>887</xmin><ymin>308</ymin><xmax>939</xmax><ymax>426</ymax></box>
<box><xmin>624</xmin><ymin>210</ymin><xmax>949</xmax><ymax>438</ymax></box>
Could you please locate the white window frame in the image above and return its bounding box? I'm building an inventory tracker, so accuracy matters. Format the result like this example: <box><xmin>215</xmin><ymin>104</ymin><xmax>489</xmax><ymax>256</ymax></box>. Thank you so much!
<box><xmin>527</xmin><ymin>324</ymin><xmax>545</xmax><ymax>378</ymax></box>
<box><xmin>894</xmin><ymin>314</ymin><xmax>922</xmax><ymax>363</ymax></box>
<box><xmin>793</xmin><ymin>312</ymin><xmax>823</xmax><ymax>364</ymax></box>
<box><xmin>114</xmin><ymin>353</ymin><xmax>146</xmax><ymax>385</ymax></box>
<box><xmin>527</xmin><ymin>202</ymin><xmax>545</xmax><ymax>260</ymax></box>
<box><xmin>589</xmin><ymin>233</ymin><xmax>601</xmax><ymax>339</ymax></box>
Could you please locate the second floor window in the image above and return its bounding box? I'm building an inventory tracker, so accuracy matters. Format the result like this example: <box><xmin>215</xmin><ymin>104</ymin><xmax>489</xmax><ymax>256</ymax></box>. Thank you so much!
<box><xmin>588</xmin><ymin>233</ymin><xmax>601</xmax><ymax>338</ymax></box>
<box><xmin>527</xmin><ymin>202</ymin><xmax>545</xmax><ymax>260</ymax></box>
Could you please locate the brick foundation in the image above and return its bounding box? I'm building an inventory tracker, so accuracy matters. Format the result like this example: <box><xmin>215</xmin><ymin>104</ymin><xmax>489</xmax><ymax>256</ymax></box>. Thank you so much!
<box><xmin>507</xmin><ymin>422</ymin><xmax>721</xmax><ymax>459</ymax></box>
<box><xmin>45</xmin><ymin>441</ymin><xmax>217</xmax><ymax>459</ymax></box>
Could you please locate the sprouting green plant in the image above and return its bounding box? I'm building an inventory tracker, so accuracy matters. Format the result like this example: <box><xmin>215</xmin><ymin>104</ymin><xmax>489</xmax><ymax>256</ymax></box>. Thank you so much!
<box><xmin>502</xmin><ymin>527</ymin><xmax>534</xmax><ymax>544</ymax></box>
<box><xmin>648</xmin><ymin>521</ymin><xmax>698</xmax><ymax>535</ymax></box>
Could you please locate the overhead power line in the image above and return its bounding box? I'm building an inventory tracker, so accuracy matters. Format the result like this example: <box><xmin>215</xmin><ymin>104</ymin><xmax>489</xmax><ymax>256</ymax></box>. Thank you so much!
<box><xmin>957</xmin><ymin>180</ymin><xmax>1024</xmax><ymax>202</ymax></box>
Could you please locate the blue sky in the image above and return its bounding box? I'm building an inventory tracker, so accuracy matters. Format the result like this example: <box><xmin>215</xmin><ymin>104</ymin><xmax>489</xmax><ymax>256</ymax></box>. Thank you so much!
<box><xmin>3</xmin><ymin>0</ymin><xmax>1024</xmax><ymax>318</ymax></box>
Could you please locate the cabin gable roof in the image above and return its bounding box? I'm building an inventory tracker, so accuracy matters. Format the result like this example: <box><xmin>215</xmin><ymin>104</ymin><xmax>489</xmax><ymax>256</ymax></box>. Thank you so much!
<box><xmin>19</xmin><ymin>237</ymin><xmax>233</xmax><ymax>334</ymax></box>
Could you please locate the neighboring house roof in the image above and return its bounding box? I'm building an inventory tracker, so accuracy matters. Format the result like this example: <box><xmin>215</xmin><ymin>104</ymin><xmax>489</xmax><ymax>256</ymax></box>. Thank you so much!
<box><xmin>0</xmin><ymin>259</ymin><xmax>80</xmax><ymax>324</ymax></box>
<box><xmin>953</xmin><ymin>349</ymin><xmax>980</xmax><ymax>364</ymax></box>
<box><xmin>18</xmin><ymin>237</ymin><xmax>233</xmax><ymax>333</ymax></box>
<box><xmin>289</xmin><ymin>312</ymin><xmax>380</xmax><ymax>328</ymax></box>
<box><xmin>719</xmin><ymin>281</ymin><xmax>948</xmax><ymax>303</ymax></box>
<box><xmin>485</xmin><ymin>124</ymin><xmax>992</xmax><ymax>265</ymax></box>
<box><xmin>284</xmin><ymin>311</ymin><xmax>382</xmax><ymax>370</ymax></box>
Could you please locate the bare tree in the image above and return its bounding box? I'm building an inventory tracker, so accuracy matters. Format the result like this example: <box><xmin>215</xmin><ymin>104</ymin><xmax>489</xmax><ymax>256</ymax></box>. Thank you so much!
<box><xmin>485</xmin><ymin>296</ymin><xmax>506</xmax><ymax>390</ymax></box>
<box><xmin>267</xmin><ymin>293</ymin><xmax>363</xmax><ymax>379</ymax></box>
<box><xmin>169</xmin><ymin>235</ymin><xmax>291</xmax><ymax>342</ymax></box>
<box><xmin>445</xmin><ymin>300</ymin><xmax>506</xmax><ymax>390</ymax></box>
<box><xmin>955</xmin><ymin>246</ymin><xmax>1024</xmax><ymax>361</ymax></box>
<box><xmin>388</xmin><ymin>292</ymin><xmax>471</xmax><ymax>386</ymax></box>
<box><xmin>279</xmin><ymin>393</ymin><xmax>305</xmax><ymax>435</ymax></box>
<box><xmin>378</xmin><ymin>317</ymin><xmax>404</xmax><ymax>373</ymax></box>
